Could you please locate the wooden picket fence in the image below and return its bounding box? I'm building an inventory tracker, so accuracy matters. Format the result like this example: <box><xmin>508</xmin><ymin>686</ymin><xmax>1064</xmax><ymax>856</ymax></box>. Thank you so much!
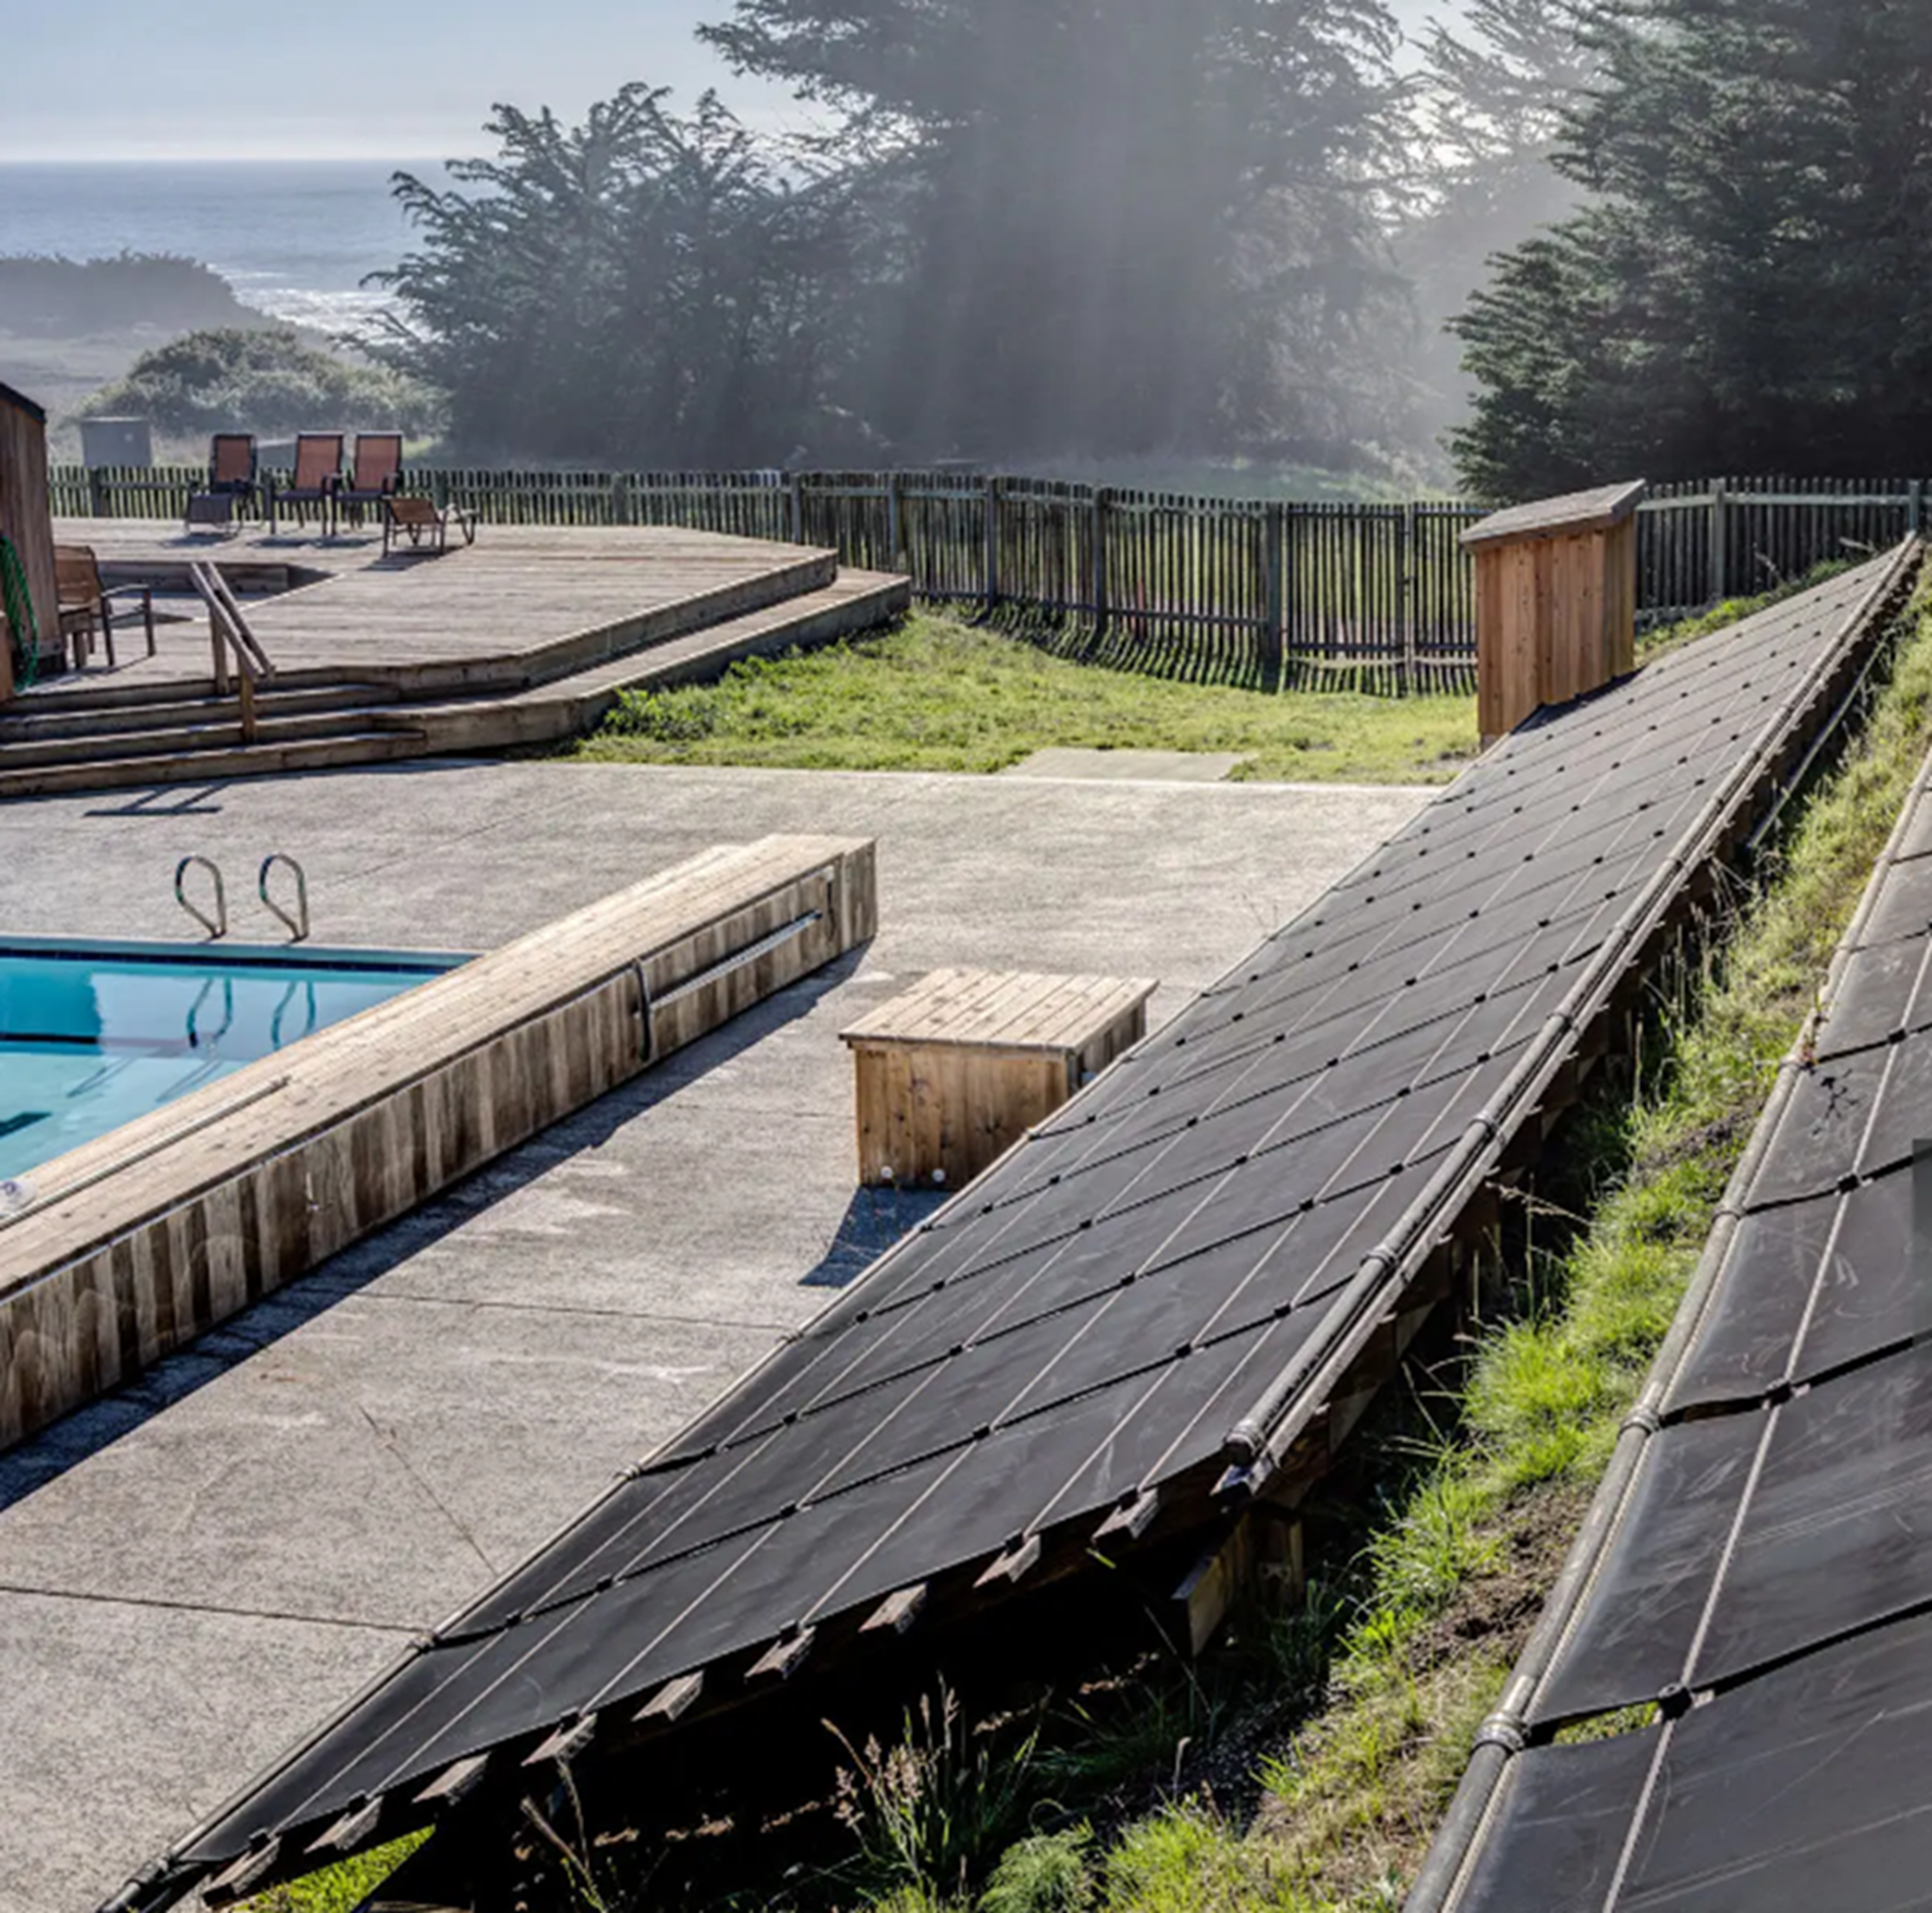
<box><xmin>47</xmin><ymin>465</ymin><xmax>1930</xmax><ymax>695</ymax></box>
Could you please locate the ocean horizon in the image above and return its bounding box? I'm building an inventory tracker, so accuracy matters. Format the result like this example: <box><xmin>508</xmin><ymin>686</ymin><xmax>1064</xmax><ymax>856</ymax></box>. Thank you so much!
<box><xmin>0</xmin><ymin>158</ymin><xmax>454</xmax><ymax>331</ymax></box>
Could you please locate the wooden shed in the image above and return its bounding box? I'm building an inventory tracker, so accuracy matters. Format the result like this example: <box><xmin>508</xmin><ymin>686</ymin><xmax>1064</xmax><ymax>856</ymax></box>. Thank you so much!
<box><xmin>0</xmin><ymin>379</ymin><xmax>59</xmax><ymax>702</ymax></box>
<box><xmin>1464</xmin><ymin>480</ymin><xmax>1646</xmax><ymax>744</ymax></box>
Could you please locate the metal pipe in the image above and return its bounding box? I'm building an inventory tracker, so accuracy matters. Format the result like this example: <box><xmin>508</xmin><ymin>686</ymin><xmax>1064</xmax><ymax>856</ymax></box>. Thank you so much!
<box><xmin>258</xmin><ymin>853</ymin><xmax>310</xmax><ymax>943</ymax></box>
<box><xmin>174</xmin><ymin>855</ymin><xmax>226</xmax><ymax>939</ymax></box>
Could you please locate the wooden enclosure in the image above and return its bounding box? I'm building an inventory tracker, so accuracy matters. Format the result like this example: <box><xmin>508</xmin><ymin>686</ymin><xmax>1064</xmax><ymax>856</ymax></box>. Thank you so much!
<box><xmin>0</xmin><ymin>835</ymin><xmax>877</xmax><ymax>1451</ymax></box>
<box><xmin>1465</xmin><ymin>481</ymin><xmax>1645</xmax><ymax>742</ymax></box>
<box><xmin>841</xmin><ymin>970</ymin><xmax>1155</xmax><ymax>1188</ymax></box>
<box><xmin>0</xmin><ymin>380</ymin><xmax>58</xmax><ymax>700</ymax></box>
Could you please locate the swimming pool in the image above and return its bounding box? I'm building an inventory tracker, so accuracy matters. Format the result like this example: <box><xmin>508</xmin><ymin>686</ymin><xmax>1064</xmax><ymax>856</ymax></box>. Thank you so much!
<box><xmin>0</xmin><ymin>938</ymin><xmax>466</xmax><ymax>1183</ymax></box>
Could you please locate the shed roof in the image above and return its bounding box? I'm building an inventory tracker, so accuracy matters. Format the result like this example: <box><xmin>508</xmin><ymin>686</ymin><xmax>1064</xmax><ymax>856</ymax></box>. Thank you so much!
<box><xmin>0</xmin><ymin>380</ymin><xmax>47</xmax><ymax>425</ymax></box>
<box><xmin>1461</xmin><ymin>480</ymin><xmax>1647</xmax><ymax>550</ymax></box>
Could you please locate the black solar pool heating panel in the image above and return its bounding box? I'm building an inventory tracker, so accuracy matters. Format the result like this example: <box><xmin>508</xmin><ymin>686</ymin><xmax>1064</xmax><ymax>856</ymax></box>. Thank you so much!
<box><xmin>1449</xmin><ymin>1612</ymin><xmax>1932</xmax><ymax>1913</ymax></box>
<box><xmin>131</xmin><ymin>555</ymin><xmax>1919</xmax><ymax>1905</ymax></box>
<box><xmin>1423</xmin><ymin>585</ymin><xmax>1932</xmax><ymax>1912</ymax></box>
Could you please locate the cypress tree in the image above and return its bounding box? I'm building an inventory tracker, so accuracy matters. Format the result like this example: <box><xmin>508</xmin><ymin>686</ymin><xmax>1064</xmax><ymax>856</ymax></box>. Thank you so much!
<box><xmin>1454</xmin><ymin>0</ymin><xmax>1932</xmax><ymax>498</ymax></box>
<box><xmin>701</xmin><ymin>0</ymin><xmax>1407</xmax><ymax>461</ymax></box>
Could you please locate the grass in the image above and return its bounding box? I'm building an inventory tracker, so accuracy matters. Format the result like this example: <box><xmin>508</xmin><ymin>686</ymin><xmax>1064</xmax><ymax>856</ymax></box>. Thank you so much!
<box><xmin>233</xmin><ymin>1833</ymin><xmax>429</xmax><ymax>1913</ymax></box>
<box><xmin>575</xmin><ymin>613</ymin><xmax>1479</xmax><ymax>787</ymax></box>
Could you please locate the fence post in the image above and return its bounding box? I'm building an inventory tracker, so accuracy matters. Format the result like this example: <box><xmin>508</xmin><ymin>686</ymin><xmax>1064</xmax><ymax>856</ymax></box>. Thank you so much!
<box><xmin>1911</xmin><ymin>480</ymin><xmax>1925</xmax><ymax>539</ymax></box>
<box><xmin>887</xmin><ymin>470</ymin><xmax>904</xmax><ymax>573</ymax></box>
<box><xmin>787</xmin><ymin>473</ymin><xmax>804</xmax><ymax>545</ymax></box>
<box><xmin>983</xmin><ymin>475</ymin><xmax>1002</xmax><ymax>612</ymax></box>
<box><xmin>1400</xmin><ymin>501</ymin><xmax>1419</xmax><ymax>693</ymax></box>
<box><xmin>1709</xmin><ymin>481</ymin><xmax>1729</xmax><ymax>603</ymax></box>
<box><xmin>88</xmin><ymin>467</ymin><xmax>110</xmax><ymax>518</ymax></box>
<box><xmin>1260</xmin><ymin>502</ymin><xmax>1285</xmax><ymax>691</ymax></box>
<box><xmin>1090</xmin><ymin>488</ymin><xmax>1111</xmax><ymax>638</ymax></box>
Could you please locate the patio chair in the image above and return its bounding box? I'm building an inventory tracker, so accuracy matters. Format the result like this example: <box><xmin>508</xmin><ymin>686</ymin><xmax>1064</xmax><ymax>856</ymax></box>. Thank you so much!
<box><xmin>335</xmin><ymin>432</ymin><xmax>405</xmax><ymax>526</ymax></box>
<box><xmin>55</xmin><ymin>543</ymin><xmax>156</xmax><ymax>671</ymax></box>
<box><xmin>382</xmin><ymin>494</ymin><xmax>478</xmax><ymax>556</ymax></box>
<box><xmin>185</xmin><ymin>433</ymin><xmax>260</xmax><ymax>531</ymax></box>
<box><xmin>268</xmin><ymin>432</ymin><xmax>345</xmax><ymax>534</ymax></box>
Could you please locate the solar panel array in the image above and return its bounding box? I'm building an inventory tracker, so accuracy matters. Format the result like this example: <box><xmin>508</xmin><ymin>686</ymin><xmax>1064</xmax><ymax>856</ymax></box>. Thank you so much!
<box><xmin>1415</xmin><ymin>575</ymin><xmax>1932</xmax><ymax>1913</ymax></box>
<box><xmin>111</xmin><ymin>548</ymin><xmax>1920</xmax><ymax>1911</ymax></box>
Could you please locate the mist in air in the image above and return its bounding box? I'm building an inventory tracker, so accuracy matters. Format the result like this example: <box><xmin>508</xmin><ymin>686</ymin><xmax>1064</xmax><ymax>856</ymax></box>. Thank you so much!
<box><xmin>353</xmin><ymin>0</ymin><xmax>1589</xmax><ymax>486</ymax></box>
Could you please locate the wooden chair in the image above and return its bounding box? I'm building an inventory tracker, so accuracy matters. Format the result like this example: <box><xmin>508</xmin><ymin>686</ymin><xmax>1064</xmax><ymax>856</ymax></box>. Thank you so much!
<box><xmin>382</xmin><ymin>494</ymin><xmax>477</xmax><ymax>556</ymax></box>
<box><xmin>268</xmin><ymin>433</ymin><xmax>345</xmax><ymax>534</ymax></box>
<box><xmin>55</xmin><ymin>544</ymin><xmax>155</xmax><ymax>671</ymax></box>
<box><xmin>185</xmin><ymin>433</ymin><xmax>260</xmax><ymax>531</ymax></box>
<box><xmin>335</xmin><ymin>433</ymin><xmax>405</xmax><ymax>526</ymax></box>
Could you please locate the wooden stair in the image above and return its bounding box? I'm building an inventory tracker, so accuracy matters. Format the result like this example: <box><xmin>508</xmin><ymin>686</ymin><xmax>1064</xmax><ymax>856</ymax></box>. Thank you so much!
<box><xmin>0</xmin><ymin>568</ymin><xmax>908</xmax><ymax>800</ymax></box>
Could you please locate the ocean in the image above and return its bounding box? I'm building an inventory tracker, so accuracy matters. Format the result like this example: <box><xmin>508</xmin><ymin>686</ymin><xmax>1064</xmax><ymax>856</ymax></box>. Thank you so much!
<box><xmin>0</xmin><ymin>158</ymin><xmax>443</xmax><ymax>330</ymax></box>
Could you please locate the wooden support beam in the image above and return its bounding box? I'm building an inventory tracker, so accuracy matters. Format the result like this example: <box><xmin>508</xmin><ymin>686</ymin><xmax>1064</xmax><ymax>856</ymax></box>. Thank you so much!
<box><xmin>1094</xmin><ymin>1489</ymin><xmax>1160</xmax><ymax>1544</ymax></box>
<box><xmin>414</xmin><ymin>1753</ymin><xmax>491</xmax><ymax>1806</ymax></box>
<box><xmin>749</xmin><ymin>1629</ymin><xmax>817</xmax><ymax>1681</ymax></box>
<box><xmin>526</xmin><ymin>1714</ymin><xmax>598</xmax><ymax>1767</ymax></box>
<box><xmin>862</xmin><ymin>1585</ymin><xmax>928</xmax><ymax>1635</ymax></box>
<box><xmin>306</xmin><ymin>1796</ymin><xmax>383</xmax><ymax>1856</ymax></box>
<box><xmin>975</xmin><ymin>1534</ymin><xmax>1043</xmax><ymax>1589</ymax></box>
<box><xmin>201</xmin><ymin>1837</ymin><xmax>281</xmax><ymax>1905</ymax></box>
<box><xmin>636</xmin><ymin>1672</ymin><xmax>705</xmax><ymax>1723</ymax></box>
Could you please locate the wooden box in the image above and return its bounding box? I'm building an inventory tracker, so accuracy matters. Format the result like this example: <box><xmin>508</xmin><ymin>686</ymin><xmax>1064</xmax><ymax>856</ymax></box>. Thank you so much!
<box><xmin>1464</xmin><ymin>480</ymin><xmax>1646</xmax><ymax>743</ymax></box>
<box><xmin>840</xmin><ymin>969</ymin><xmax>1157</xmax><ymax>1188</ymax></box>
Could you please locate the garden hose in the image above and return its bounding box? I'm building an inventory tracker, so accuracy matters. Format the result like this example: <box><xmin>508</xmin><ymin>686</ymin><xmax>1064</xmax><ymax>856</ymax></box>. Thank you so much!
<box><xmin>0</xmin><ymin>534</ymin><xmax>38</xmax><ymax>690</ymax></box>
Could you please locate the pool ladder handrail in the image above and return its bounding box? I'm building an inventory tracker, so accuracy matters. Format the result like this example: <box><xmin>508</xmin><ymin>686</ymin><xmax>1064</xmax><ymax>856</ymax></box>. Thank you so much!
<box><xmin>175</xmin><ymin>855</ymin><xmax>228</xmax><ymax>940</ymax></box>
<box><xmin>259</xmin><ymin>853</ymin><xmax>311</xmax><ymax>943</ymax></box>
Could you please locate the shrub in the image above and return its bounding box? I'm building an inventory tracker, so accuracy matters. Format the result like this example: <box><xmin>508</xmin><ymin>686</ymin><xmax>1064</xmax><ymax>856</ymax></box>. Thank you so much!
<box><xmin>77</xmin><ymin>327</ymin><xmax>441</xmax><ymax>438</ymax></box>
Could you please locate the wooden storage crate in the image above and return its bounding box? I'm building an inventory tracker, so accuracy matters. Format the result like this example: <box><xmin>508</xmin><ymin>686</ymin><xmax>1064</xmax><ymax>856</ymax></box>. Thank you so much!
<box><xmin>841</xmin><ymin>969</ymin><xmax>1157</xmax><ymax>1188</ymax></box>
<box><xmin>1464</xmin><ymin>480</ymin><xmax>1645</xmax><ymax>743</ymax></box>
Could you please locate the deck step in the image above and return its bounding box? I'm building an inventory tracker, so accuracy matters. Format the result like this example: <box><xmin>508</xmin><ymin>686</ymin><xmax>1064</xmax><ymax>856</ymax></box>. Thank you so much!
<box><xmin>0</xmin><ymin>730</ymin><xmax>432</xmax><ymax>801</ymax></box>
<box><xmin>0</xmin><ymin>569</ymin><xmax>909</xmax><ymax>799</ymax></box>
<box><xmin>0</xmin><ymin>681</ymin><xmax>401</xmax><ymax>744</ymax></box>
<box><xmin>0</xmin><ymin>703</ymin><xmax>434</xmax><ymax>770</ymax></box>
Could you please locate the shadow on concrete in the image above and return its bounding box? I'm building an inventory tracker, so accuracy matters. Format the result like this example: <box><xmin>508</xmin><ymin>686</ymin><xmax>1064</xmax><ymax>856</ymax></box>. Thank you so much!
<box><xmin>0</xmin><ymin>947</ymin><xmax>870</xmax><ymax>1515</ymax></box>
<box><xmin>82</xmin><ymin>783</ymin><xmax>230</xmax><ymax>819</ymax></box>
<box><xmin>801</xmin><ymin>1184</ymin><xmax>949</xmax><ymax>1289</ymax></box>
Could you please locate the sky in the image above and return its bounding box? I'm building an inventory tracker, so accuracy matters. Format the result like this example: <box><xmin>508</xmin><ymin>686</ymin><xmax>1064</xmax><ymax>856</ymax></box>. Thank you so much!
<box><xmin>1</xmin><ymin>0</ymin><xmax>1445</xmax><ymax>162</ymax></box>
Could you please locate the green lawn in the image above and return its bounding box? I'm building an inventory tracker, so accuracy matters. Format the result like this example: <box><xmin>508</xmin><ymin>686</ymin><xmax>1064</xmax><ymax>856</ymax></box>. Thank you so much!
<box><xmin>575</xmin><ymin>613</ymin><xmax>1480</xmax><ymax>786</ymax></box>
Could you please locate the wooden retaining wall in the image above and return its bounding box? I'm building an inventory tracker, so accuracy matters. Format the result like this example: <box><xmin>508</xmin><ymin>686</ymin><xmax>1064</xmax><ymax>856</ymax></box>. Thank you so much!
<box><xmin>0</xmin><ymin>835</ymin><xmax>876</xmax><ymax>1450</ymax></box>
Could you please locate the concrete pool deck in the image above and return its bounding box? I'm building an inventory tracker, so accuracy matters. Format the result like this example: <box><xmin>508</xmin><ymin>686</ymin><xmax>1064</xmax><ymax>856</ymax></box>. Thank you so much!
<box><xmin>0</xmin><ymin>759</ymin><xmax>1430</xmax><ymax>1912</ymax></box>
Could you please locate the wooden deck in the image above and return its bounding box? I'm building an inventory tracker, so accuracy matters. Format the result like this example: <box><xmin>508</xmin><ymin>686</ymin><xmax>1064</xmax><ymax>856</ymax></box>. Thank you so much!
<box><xmin>1</xmin><ymin>522</ymin><xmax>909</xmax><ymax>796</ymax></box>
<box><xmin>37</xmin><ymin>519</ymin><xmax>840</xmax><ymax>697</ymax></box>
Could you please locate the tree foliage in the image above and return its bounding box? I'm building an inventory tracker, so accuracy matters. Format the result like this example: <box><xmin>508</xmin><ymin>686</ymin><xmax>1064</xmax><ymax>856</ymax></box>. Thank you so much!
<box><xmin>1454</xmin><ymin>0</ymin><xmax>1932</xmax><ymax>498</ymax></box>
<box><xmin>369</xmin><ymin>87</ymin><xmax>869</xmax><ymax>465</ymax></box>
<box><xmin>77</xmin><ymin>328</ymin><xmax>439</xmax><ymax>438</ymax></box>
<box><xmin>1397</xmin><ymin>1</ymin><xmax>1602</xmax><ymax>447</ymax></box>
<box><xmin>702</xmin><ymin>0</ymin><xmax>1410</xmax><ymax>462</ymax></box>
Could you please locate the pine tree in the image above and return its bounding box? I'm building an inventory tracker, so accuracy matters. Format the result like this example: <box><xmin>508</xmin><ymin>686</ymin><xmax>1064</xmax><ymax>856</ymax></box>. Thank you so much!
<box><xmin>700</xmin><ymin>0</ymin><xmax>1408</xmax><ymax>461</ymax></box>
<box><xmin>1454</xmin><ymin>0</ymin><xmax>1932</xmax><ymax>498</ymax></box>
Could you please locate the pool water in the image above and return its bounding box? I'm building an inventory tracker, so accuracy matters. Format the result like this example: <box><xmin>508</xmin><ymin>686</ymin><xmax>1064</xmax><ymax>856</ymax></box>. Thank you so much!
<box><xmin>0</xmin><ymin>940</ymin><xmax>465</xmax><ymax>1183</ymax></box>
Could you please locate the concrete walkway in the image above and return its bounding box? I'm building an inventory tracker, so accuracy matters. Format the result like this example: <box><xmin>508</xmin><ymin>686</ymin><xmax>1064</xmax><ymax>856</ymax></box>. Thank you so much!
<box><xmin>0</xmin><ymin>760</ymin><xmax>1429</xmax><ymax>1912</ymax></box>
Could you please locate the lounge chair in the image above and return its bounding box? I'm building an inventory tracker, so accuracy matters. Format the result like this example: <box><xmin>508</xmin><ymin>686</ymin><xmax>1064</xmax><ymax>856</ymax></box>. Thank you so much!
<box><xmin>269</xmin><ymin>433</ymin><xmax>345</xmax><ymax>534</ymax></box>
<box><xmin>335</xmin><ymin>432</ymin><xmax>405</xmax><ymax>526</ymax></box>
<box><xmin>185</xmin><ymin>433</ymin><xmax>259</xmax><ymax>531</ymax></box>
<box><xmin>55</xmin><ymin>544</ymin><xmax>156</xmax><ymax>671</ymax></box>
<box><xmin>382</xmin><ymin>495</ymin><xmax>477</xmax><ymax>556</ymax></box>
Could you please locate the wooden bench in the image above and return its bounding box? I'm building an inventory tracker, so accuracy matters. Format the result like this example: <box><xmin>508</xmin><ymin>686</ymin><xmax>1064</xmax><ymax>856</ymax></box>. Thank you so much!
<box><xmin>840</xmin><ymin>969</ymin><xmax>1156</xmax><ymax>1188</ymax></box>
